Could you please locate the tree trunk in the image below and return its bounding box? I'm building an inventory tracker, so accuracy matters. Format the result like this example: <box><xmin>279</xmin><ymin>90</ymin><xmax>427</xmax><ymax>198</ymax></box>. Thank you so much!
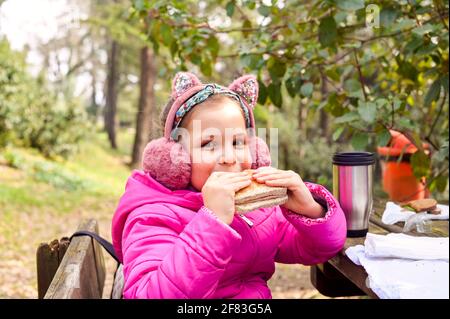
<box><xmin>89</xmin><ymin>38</ymin><xmax>99</xmax><ymax>123</ymax></box>
<box><xmin>320</xmin><ymin>109</ymin><xmax>329</xmax><ymax>140</ymax></box>
<box><xmin>283</xmin><ymin>142</ymin><xmax>289</xmax><ymax>170</ymax></box>
<box><xmin>298</xmin><ymin>100</ymin><xmax>303</xmax><ymax>132</ymax></box>
<box><xmin>130</xmin><ymin>46</ymin><xmax>156</xmax><ymax>168</ymax></box>
<box><xmin>319</xmin><ymin>71</ymin><xmax>330</xmax><ymax>142</ymax></box>
<box><xmin>104</xmin><ymin>40</ymin><xmax>120</xmax><ymax>149</ymax></box>
<box><xmin>90</xmin><ymin>67</ymin><xmax>98</xmax><ymax>122</ymax></box>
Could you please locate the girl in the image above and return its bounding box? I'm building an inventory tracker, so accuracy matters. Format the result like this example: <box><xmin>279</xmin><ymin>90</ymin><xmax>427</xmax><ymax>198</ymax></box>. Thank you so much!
<box><xmin>111</xmin><ymin>72</ymin><xmax>347</xmax><ymax>299</ymax></box>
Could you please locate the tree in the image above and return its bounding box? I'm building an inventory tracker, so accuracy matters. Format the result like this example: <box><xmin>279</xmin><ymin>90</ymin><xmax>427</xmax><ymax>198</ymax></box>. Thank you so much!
<box><xmin>0</xmin><ymin>39</ymin><xmax>87</xmax><ymax>158</ymax></box>
<box><xmin>87</xmin><ymin>0</ymin><xmax>158</xmax><ymax>154</ymax></box>
<box><xmin>130</xmin><ymin>46</ymin><xmax>157</xmax><ymax>167</ymax></box>
<box><xmin>104</xmin><ymin>38</ymin><xmax>121</xmax><ymax>149</ymax></box>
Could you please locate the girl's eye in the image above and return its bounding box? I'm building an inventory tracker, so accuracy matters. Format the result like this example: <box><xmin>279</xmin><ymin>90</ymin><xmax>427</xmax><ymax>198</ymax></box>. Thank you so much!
<box><xmin>234</xmin><ymin>139</ymin><xmax>245</xmax><ymax>148</ymax></box>
<box><xmin>202</xmin><ymin>141</ymin><xmax>216</xmax><ymax>150</ymax></box>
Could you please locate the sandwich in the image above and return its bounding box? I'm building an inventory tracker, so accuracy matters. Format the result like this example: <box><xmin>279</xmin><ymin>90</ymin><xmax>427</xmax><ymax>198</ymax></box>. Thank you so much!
<box><xmin>401</xmin><ymin>198</ymin><xmax>441</xmax><ymax>215</ymax></box>
<box><xmin>235</xmin><ymin>170</ymin><xmax>288</xmax><ymax>213</ymax></box>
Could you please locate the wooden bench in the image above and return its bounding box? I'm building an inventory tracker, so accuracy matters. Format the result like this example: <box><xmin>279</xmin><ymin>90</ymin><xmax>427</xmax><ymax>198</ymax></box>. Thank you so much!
<box><xmin>36</xmin><ymin>219</ymin><xmax>123</xmax><ymax>299</ymax></box>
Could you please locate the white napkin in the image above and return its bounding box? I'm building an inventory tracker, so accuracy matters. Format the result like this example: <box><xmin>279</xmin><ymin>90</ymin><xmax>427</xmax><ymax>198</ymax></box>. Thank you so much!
<box><xmin>346</xmin><ymin>245</ymin><xmax>449</xmax><ymax>299</ymax></box>
<box><xmin>365</xmin><ymin>233</ymin><xmax>449</xmax><ymax>261</ymax></box>
<box><xmin>381</xmin><ymin>201</ymin><xmax>449</xmax><ymax>225</ymax></box>
<box><xmin>345</xmin><ymin>233</ymin><xmax>449</xmax><ymax>299</ymax></box>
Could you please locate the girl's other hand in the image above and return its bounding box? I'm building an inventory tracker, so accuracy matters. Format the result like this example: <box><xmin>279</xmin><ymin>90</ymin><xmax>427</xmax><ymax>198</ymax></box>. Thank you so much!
<box><xmin>252</xmin><ymin>167</ymin><xmax>325</xmax><ymax>219</ymax></box>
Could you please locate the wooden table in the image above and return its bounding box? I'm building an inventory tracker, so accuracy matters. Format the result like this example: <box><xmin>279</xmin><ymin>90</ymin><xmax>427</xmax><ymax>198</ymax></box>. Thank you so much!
<box><xmin>310</xmin><ymin>198</ymin><xmax>449</xmax><ymax>298</ymax></box>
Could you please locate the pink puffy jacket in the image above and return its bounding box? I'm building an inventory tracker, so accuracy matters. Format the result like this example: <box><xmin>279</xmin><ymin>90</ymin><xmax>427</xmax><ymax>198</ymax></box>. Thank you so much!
<box><xmin>111</xmin><ymin>170</ymin><xmax>347</xmax><ymax>299</ymax></box>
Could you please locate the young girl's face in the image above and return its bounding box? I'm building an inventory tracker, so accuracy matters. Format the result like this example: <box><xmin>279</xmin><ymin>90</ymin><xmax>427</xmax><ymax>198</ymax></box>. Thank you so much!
<box><xmin>179</xmin><ymin>96</ymin><xmax>252</xmax><ymax>191</ymax></box>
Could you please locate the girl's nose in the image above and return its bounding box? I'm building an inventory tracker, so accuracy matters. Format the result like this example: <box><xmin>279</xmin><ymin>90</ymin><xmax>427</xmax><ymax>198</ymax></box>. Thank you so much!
<box><xmin>219</xmin><ymin>145</ymin><xmax>236</xmax><ymax>164</ymax></box>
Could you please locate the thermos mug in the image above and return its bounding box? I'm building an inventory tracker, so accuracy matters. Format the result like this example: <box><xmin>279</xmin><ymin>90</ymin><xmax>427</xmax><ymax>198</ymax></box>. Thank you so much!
<box><xmin>332</xmin><ymin>152</ymin><xmax>376</xmax><ymax>237</ymax></box>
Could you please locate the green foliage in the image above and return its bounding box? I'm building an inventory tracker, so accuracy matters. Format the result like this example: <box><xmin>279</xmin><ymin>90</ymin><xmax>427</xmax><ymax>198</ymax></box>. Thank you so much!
<box><xmin>2</xmin><ymin>147</ymin><xmax>91</xmax><ymax>191</ymax></box>
<box><xmin>319</xmin><ymin>16</ymin><xmax>338</xmax><ymax>48</ymax></box>
<box><xmin>411</xmin><ymin>150</ymin><xmax>431</xmax><ymax>179</ymax></box>
<box><xmin>0</xmin><ymin>39</ymin><xmax>88</xmax><ymax>158</ymax></box>
<box><xmin>32</xmin><ymin>161</ymin><xmax>90</xmax><ymax>191</ymax></box>
<box><xmin>336</xmin><ymin>0</ymin><xmax>366</xmax><ymax>11</ymax></box>
<box><xmin>0</xmin><ymin>132</ymin><xmax>132</xmax><ymax>221</ymax></box>
<box><xmin>131</xmin><ymin>0</ymin><xmax>449</xmax><ymax>194</ymax></box>
<box><xmin>289</xmin><ymin>135</ymin><xmax>340</xmax><ymax>191</ymax></box>
<box><xmin>1</xmin><ymin>128</ymin><xmax>134</xmax><ymax>194</ymax></box>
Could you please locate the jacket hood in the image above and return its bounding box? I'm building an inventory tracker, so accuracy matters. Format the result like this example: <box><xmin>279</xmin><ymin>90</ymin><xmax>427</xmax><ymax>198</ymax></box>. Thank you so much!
<box><xmin>111</xmin><ymin>170</ymin><xmax>203</xmax><ymax>262</ymax></box>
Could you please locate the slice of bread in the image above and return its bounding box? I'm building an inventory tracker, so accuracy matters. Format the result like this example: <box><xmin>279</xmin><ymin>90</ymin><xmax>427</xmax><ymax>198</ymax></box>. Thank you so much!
<box><xmin>401</xmin><ymin>198</ymin><xmax>438</xmax><ymax>212</ymax></box>
<box><xmin>235</xmin><ymin>180</ymin><xmax>287</xmax><ymax>205</ymax></box>
<box><xmin>236</xmin><ymin>195</ymin><xmax>288</xmax><ymax>213</ymax></box>
<box><xmin>234</xmin><ymin>170</ymin><xmax>288</xmax><ymax>213</ymax></box>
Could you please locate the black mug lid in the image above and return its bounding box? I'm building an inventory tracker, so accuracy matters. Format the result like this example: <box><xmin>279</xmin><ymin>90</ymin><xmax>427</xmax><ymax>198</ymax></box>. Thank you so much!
<box><xmin>332</xmin><ymin>152</ymin><xmax>376</xmax><ymax>166</ymax></box>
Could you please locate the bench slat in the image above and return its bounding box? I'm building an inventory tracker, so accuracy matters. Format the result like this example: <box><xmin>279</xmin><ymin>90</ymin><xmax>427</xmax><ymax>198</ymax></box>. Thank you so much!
<box><xmin>43</xmin><ymin>219</ymin><xmax>106</xmax><ymax>299</ymax></box>
<box><xmin>36</xmin><ymin>240</ymin><xmax>60</xmax><ymax>299</ymax></box>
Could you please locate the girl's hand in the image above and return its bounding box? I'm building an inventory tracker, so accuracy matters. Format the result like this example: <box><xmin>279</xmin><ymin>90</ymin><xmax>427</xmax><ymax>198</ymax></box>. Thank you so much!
<box><xmin>252</xmin><ymin>167</ymin><xmax>326</xmax><ymax>219</ymax></box>
<box><xmin>202</xmin><ymin>171</ymin><xmax>252</xmax><ymax>225</ymax></box>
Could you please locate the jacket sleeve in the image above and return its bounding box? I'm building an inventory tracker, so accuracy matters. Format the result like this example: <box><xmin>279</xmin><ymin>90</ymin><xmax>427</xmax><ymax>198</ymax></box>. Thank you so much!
<box><xmin>121</xmin><ymin>205</ymin><xmax>242</xmax><ymax>299</ymax></box>
<box><xmin>274</xmin><ymin>182</ymin><xmax>347</xmax><ymax>265</ymax></box>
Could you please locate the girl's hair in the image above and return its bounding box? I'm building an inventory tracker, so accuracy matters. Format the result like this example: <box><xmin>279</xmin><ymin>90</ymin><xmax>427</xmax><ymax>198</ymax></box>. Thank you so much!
<box><xmin>159</xmin><ymin>97</ymin><xmax>175</xmax><ymax>134</ymax></box>
<box><xmin>158</xmin><ymin>94</ymin><xmax>242</xmax><ymax>135</ymax></box>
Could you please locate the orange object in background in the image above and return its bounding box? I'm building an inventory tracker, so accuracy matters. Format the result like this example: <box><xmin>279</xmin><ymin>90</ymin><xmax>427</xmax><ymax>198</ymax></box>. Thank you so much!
<box><xmin>377</xmin><ymin>130</ymin><xmax>430</xmax><ymax>203</ymax></box>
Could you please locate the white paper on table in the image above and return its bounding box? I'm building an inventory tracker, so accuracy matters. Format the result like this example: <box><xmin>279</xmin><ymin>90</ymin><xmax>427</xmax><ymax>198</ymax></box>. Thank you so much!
<box><xmin>381</xmin><ymin>201</ymin><xmax>449</xmax><ymax>225</ymax></box>
<box><xmin>346</xmin><ymin>245</ymin><xmax>449</xmax><ymax>299</ymax></box>
<box><xmin>364</xmin><ymin>232</ymin><xmax>449</xmax><ymax>261</ymax></box>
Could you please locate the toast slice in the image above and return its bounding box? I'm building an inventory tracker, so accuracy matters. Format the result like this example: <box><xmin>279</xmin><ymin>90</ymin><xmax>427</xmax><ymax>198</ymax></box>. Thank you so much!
<box><xmin>401</xmin><ymin>198</ymin><xmax>439</xmax><ymax>213</ymax></box>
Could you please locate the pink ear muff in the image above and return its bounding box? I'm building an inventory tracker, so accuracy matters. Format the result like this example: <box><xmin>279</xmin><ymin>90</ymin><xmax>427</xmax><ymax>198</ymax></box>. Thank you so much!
<box><xmin>249</xmin><ymin>136</ymin><xmax>271</xmax><ymax>169</ymax></box>
<box><xmin>142</xmin><ymin>137</ymin><xmax>192</xmax><ymax>190</ymax></box>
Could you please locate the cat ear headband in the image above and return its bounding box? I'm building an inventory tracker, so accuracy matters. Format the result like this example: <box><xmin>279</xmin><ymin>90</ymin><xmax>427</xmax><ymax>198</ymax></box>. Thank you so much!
<box><xmin>166</xmin><ymin>72</ymin><xmax>259</xmax><ymax>139</ymax></box>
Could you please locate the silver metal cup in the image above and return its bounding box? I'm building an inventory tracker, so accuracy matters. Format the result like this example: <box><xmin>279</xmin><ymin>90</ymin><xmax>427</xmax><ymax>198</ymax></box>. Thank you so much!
<box><xmin>332</xmin><ymin>152</ymin><xmax>376</xmax><ymax>237</ymax></box>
